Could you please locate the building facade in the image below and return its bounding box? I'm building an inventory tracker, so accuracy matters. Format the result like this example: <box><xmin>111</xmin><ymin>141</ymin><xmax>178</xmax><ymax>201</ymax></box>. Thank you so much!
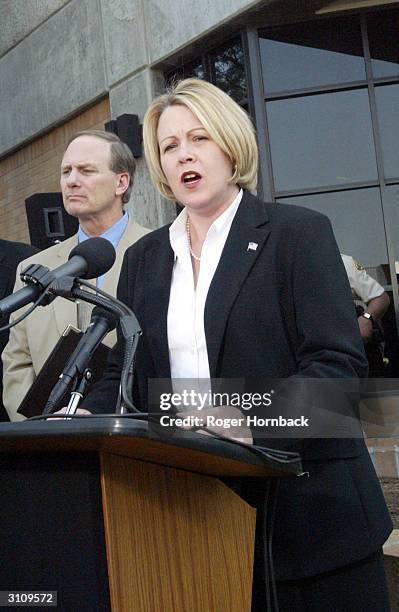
<box><xmin>1</xmin><ymin>1</ymin><xmax>399</xmax><ymax>385</ymax></box>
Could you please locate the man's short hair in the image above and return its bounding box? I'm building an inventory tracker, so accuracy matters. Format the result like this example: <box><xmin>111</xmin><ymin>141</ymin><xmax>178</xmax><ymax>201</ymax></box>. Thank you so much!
<box><xmin>67</xmin><ymin>129</ymin><xmax>136</xmax><ymax>204</ymax></box>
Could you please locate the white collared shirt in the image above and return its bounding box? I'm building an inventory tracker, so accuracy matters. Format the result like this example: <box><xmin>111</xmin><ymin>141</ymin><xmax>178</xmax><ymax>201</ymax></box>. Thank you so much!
<box><xmin>167</xmin><ymin>189</ymin><xmax>243</xmax><ymax>381</ymax></box>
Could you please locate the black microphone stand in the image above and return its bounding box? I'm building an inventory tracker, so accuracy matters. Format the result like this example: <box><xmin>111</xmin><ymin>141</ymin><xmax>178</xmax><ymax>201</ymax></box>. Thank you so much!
<box><xmin>64</xmin><ymin>368</ymin><xmax>93</xmax><ymax>416</ymax></box>
<box><xmin>42</xmin><ymin>276</ymin><xmax>142</xmax><ymax>416</ymax></box>
<box><xmin>42</xmin><ymin>308</ymin><xmax>117</xmax><ymax>415</ymax></box>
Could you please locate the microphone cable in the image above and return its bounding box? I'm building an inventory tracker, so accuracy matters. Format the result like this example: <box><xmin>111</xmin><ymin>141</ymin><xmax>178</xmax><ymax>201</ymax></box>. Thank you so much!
<box><xmin>0</xmin><ymin>285</ymin><xmax>54</xmax><ymax>333</ymax></box>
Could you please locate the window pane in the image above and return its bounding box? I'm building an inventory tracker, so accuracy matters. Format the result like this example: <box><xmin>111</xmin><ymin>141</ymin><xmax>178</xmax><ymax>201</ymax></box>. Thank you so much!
<box><xmin>211</xmin><ymin>39</ymin><xmax>246</xmax><ymax>102</ymax></box>
<box><xmin>267</xmin><ymin>89</ymin><xmax>378</xmax><ymax>192</ymax></box>
<box><xmin>259</xmin><ymin>17</ymin><xmax>365</xmax><ymax>94</ymax></box>
<box><xmin>165</xmin><ymin>59</ymin><xmax>206</xmax><ymax>86</ymax></box>
<box><xmin>367</xmin><ymin>10</ymin><xmax>399</xmax><ymax>79</ymax></box>
<box><xmin>277</xmin><ymin>188</ymin><xmax>388</xmax><ymax>269</ymax></box>
<box><xmin>375</xmin><ymin>84</ymin><xmax>399</xmax><ymax>181</ymax></box>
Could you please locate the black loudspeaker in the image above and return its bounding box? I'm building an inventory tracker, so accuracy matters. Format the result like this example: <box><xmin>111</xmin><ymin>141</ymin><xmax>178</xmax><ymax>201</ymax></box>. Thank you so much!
<box><xmin>105</xmin><ymin>114</ymin><xmax>142</xmax><ymax>158</ymax></box>
<box><xmin>25</xmin><ymin>193</ymin><xmax>78</xmax><ymax>251</ymax></box>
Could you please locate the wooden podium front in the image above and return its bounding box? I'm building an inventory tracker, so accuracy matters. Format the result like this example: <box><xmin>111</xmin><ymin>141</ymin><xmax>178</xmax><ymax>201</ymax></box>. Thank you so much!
<box><xmin>0</xmin><ymin>418</ymin><xmax>301</xmax><ymax>612</ymax></box>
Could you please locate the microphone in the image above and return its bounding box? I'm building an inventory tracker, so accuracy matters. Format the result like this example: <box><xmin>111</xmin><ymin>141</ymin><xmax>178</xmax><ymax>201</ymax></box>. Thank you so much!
<box><xmin>42</xmin><ymin>306</ymin><xmax>119</xmax><ymax>414</ymax></box>
<box><xmin>0</xmin><ymin>237</ymin><xmax>116</xmax><ymax>316</ymax></box>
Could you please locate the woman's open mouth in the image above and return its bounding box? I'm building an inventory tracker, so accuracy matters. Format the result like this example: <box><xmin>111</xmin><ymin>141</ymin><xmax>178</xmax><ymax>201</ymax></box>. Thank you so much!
<box><xmin>181</xmin><ymin>171</ymin><xmax>202</xmax><ymax>188</ymax></box>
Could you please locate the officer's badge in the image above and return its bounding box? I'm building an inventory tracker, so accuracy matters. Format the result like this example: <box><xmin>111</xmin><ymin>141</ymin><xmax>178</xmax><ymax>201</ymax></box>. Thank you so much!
<box><xmin>353</xmin><ymin>259</ymin><xmax>365</xmax><ymax>272</ymax></box>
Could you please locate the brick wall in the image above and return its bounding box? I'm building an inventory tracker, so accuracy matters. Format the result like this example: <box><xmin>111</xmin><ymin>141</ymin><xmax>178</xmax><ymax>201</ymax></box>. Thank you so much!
<box><xmin>0</xmin><ymin>98</ymin><xmax>110</xmax><ymax>244</ymax></box>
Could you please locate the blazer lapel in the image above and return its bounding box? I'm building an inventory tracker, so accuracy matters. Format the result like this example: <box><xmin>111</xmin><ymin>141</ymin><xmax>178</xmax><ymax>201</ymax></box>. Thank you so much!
<box><xmin>53</xmin><ymin>237</ymin><xmax>79</xmax><ymax>334</ymax></box>
<box><xmin>144</xmin><ymin>236</ymin><xmax>174</xmax><ymax>378</ymax></box>
<box><xmin>102</xmin><ymin>216</ymin><xmax>150</xmax><ymax>297</ymax></box>
<box><xmin>205</xmin><ymin>192</ymin><xmax>271</xmax><ymax>377</ymax></box>
<box><xmin>102</xmin><ymin>217</ymin><xmax>131</xmax><ymax>297</ymax></box>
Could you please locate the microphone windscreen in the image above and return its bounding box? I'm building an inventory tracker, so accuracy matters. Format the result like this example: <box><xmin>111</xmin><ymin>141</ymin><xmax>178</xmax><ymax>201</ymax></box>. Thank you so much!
<box><xmin>68</xmin><ymin>237</ymin><xmax>116</xmax><ymax>279</ymax></box>
<box><xmin>91</xmin><ymin>306</ymin><xmax>119</xmax><ymax>332</ymax></box>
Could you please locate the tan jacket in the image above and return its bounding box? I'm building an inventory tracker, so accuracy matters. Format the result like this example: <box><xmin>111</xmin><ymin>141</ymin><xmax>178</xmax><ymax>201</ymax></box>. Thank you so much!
<box><xmin>2</xmin><ymin>216</ymin><xmax>150</xmax><ymax>421</ymax></box>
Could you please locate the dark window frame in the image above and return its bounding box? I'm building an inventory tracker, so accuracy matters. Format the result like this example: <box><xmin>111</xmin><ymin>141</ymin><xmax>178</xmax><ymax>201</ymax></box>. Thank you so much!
<box><xmin>254</xmin><ymin>8</ymin><xmax>399</xmax><ymax>331</ymax></box>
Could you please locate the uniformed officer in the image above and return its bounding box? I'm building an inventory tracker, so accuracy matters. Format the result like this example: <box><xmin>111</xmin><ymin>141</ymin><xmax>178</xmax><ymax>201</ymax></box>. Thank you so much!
<box><xmin>341</xmin><ymin>254</ymin><xmax>390</xmax><ymax>343</ymax></box>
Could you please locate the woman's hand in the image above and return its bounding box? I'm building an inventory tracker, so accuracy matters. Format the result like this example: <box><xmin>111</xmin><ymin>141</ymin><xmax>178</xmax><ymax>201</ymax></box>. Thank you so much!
<box><xmin>49</xmin><ymin>407</ymin><xmax>92</xmax><ymax>417</ymax></box>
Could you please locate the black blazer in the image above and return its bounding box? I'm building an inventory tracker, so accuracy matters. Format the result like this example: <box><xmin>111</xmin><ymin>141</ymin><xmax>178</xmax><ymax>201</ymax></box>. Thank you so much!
<box><xmin>85</xmin><ymin>192</ymin><xmax>392</xmax><ymax>579</ymax></box>
<box><xmin>0</xmin><ymin>239</ymin><xmax>38</xmax><ymax>420</ymax></box>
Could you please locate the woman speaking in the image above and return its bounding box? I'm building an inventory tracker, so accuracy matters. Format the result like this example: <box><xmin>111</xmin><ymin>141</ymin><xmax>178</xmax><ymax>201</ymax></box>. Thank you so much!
<box><xmin>84</xmin><ymin>79</ymin><xmax>392</xmax><ymax>610</ymax></box>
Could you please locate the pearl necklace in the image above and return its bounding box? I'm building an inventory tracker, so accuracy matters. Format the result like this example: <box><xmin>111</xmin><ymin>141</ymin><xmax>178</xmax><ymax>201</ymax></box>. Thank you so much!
<box><xmin>186</xmin><ymin>218</ymin><xmax>201</xmax><ymax>262</ymax></box>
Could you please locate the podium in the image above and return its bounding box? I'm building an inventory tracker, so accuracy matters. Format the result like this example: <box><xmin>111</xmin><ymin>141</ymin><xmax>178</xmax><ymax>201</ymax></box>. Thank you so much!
<box><xmin>0</xmin><ymin>418</ymin><xmax>301</xmax><ymax>611</ymax></box>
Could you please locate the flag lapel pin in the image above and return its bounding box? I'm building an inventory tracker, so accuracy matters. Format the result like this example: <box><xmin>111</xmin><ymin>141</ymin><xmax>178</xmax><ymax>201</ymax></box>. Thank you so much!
<box><xmin>247</xmin><ymin>242</ymin><xmax>258</xmax><ymax>252</ymax></box>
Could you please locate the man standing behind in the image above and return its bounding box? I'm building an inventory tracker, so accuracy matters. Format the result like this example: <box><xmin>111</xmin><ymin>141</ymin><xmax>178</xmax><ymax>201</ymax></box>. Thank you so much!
<box><xmin>341</xmin><ymin>254</ymin><xmax>390</xmax><ymax>343</ymax></box>
<box><xmin>2</xmin><ymin>130</ymin><xmax>149</xmax><ymax>421</ymax></box>
<box><xmin>342</xmin><ymin>253</ymin><xmax>390</xmax><ymax>376</ymax></box>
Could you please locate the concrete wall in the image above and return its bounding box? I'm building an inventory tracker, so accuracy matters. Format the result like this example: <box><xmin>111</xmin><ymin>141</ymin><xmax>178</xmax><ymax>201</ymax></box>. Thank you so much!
<box><xmin>145</xmin><ymin>0</ymin><xmax>261</xmax><ymax>64</ymax></box>
<box><xmin>0</xmin><ymin>0</ymin><xmax>268</xmax><ymax>228</ymax></box>
<box><xmin>0</xmin><ymin>0</ymin><xmax>70</xmax><ymax>58</ymax></box>
<box><xmin>1</xmin><ymin>0</ymin><xmax>106</xmax><ymax>157</ymax></box>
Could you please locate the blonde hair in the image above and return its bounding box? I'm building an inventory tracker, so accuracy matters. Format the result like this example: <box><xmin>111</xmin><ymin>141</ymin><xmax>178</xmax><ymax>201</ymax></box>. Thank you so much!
<box><xmin>143</xmin><ymin>78</ymin><xmax>258</xmax><ymax>200</ymax></box>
